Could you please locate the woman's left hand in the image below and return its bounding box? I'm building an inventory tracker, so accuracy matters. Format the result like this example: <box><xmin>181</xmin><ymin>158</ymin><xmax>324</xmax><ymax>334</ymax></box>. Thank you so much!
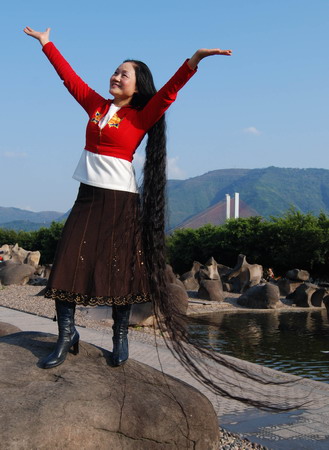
<box><xmin>188</xmin><ymin>48</ymin><xmax>232</xmax><ymax>70</ymax></box>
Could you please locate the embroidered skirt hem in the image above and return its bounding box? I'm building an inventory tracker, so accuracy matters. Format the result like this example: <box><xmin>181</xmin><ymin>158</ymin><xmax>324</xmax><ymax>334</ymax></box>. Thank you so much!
<box><xmin>44</xmin><ymin>288</ymin><xmax>151</xmax><ymax>306</ymax></box>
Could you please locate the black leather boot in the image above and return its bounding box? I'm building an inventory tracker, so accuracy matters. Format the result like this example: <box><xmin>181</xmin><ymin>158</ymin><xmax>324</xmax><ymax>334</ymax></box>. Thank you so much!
<box><xmin>112</xmin><ymin>304</ymin><xmax>131</xmax><ymax>366</ymax></box>
<box><xmin>41</xmin><ymin>300</ymin><xmax>79</xmax><ymax>369</ymax></box>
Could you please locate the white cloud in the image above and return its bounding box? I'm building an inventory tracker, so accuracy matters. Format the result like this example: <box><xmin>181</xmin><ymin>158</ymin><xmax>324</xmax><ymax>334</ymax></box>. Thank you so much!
<box><xmin>133</xmin><ymin>153</ymin><xmax>145</xmax><ymax>170</ymax></box>
<box><xmin>243</xmin><ymin>126</ymin><xmax>261</xmax><ymax>135</ymax></box>
<box><xmin>133</xmin><ymin>154</ymin><xmax>186</xmax><ymax>180</ymax></box>
<box><xmin>3</xmin><ymin>151</ymin><xmax>28</xmax><ymax>158</ymax></box>
<box><xmin>167</xmin><ymin>156</ymin><xmax>186</xmax><ymax>179</ymax></box>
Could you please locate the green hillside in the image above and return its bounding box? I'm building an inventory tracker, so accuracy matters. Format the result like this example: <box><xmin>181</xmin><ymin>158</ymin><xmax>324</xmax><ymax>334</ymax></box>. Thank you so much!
<box><xmin>0</xmin><ymin>220</ymin><xmax>52</xmax><ymax>232</ymax></box>
<box><xmin>167</xmin><ymin>167</ymin><xmax>329</xmax><ymax>229</ymax></box>
<box><xmin>167</xmin><ymin>169</ymin><xmax>250</xmax><ymax>227</ymax></box>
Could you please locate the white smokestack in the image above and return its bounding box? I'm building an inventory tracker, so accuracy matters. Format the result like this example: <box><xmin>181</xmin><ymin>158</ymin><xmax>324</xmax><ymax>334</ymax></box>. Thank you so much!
<box><xmin>234</xmin><ymin>192</ymin><xmax>240</xmax><ymax>218</ymax></box>
<box><xmin>225</xmin><ymin>194</ymin><xmax>230</xmax><ymax>220</ymax></box>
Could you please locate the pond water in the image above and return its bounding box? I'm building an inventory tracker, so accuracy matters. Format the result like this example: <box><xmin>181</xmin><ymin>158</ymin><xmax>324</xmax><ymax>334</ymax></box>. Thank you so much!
<box><xmin>188</xmin><ymin>309</ymin><xmax>329</xmax><ymax>383</ymax></box>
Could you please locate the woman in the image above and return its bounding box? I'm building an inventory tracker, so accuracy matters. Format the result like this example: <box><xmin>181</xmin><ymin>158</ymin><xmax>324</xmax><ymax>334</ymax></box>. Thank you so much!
<box><xmin>23</xmin><ymin>26</ymin><xmax>232</xmax><ymax>368</ymax></box>
<box><xmin>23</xmin><ymin>27</ymin><xmax>304</xmax><ymax>411</ymax></box>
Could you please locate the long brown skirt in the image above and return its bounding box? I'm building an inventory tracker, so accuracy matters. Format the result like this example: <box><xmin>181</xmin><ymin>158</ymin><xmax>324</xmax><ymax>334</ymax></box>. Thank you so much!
<box><xmin>44</xmin><ymin>183</ymin><xmax>151</xmax><ymax>306</ymax></box>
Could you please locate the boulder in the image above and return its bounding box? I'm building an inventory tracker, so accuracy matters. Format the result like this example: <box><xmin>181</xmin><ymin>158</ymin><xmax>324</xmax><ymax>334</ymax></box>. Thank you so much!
<box><xmin>130</xmin><ymin>302</ymin><xmax>154</xmax><ymax>326</ymax></box>
<box><xmin>0</xmin><ymin>331</ymin><xmax>220</xmax><ymax>449</ymax></box>
<box><xmin>217</xmin><ymin>263</ymin><xmax>232</xmax><ymax>277</ymax></box>
<box><xmin>0</xmin><ymin>260</ymin><xmax>36</xmax><ymax>285</ymax></box>
<box><xmin>287</xmin><ymin>283</ymin><xmax>319</xmax><ymax>307</ymax></box>
<box><xmin>130</xmin><ymin>267</ymin><xmax>189</xmax><ymax>327</ymax></box>
<box><xmin>0</xmin><ymin>322</ymin><xmax>21</xmax><ymax>337</ymax></box>
<box><xmin>28</xmin><ymin>276</ymin><xmax>48</xmax><ymax>286</ymax></box>
<box><xmin>222</xmin><ymin>282</ymin><xmax>234</xmax><ymax>292</ymax></box>
<box><xmin>181</xmin><ymin>275</ymin><xmax>199</xmax><ymax>291</ymax></box>
<box><xmin>311</xmin><ymin>288</ymin><xmax>329</xmax><ymax>307</ymax></box>
<box><xmin>277</xmin><ymin>278</ymin><xmax>303</xmax><ymax>296</ymax></box>
<box><xmin>198</xmin><ymin>279</ymin><xmax>224</xmax><ymax>302</ymax></box>
<box><xmin>1</xmin><ymin>243</ymin><xmax>41</xmax><ymax>268</ymax></box>
<box><xmin>180</xmin><ymin>261</ymin><xmax>202</xmax><ymax>290</ymax></box>
<box><xmin>166</xmin><ymin>264</ymin><xmax>186</xmax><ymax>290</ymax></box>
<box><xmin>237</xmin><ymin>283</ymin><xmax>281</xmax><ymax>309</ymax></box>
<box><xmin>323</xmin><ymin>296</ymin><xmax>329</xmax><ymax>319</ymax></box>
<box><xmin>286</xmin><ymin>269</ymin><xmax>310</xmax><ymax>282</ymax></box>
<box><xmin>26</xmin><ymin>251</ymin><xmax>41</xmax><ymax>268</ymax></box>
<box><xmin>37</xmin><ymin>264</ymin><xmax>52</xmax><ymax>279</ymax></box>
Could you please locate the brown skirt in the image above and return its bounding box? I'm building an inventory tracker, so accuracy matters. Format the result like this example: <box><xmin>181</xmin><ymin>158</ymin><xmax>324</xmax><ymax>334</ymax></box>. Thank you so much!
<box><xmin>44</xmin><ymin>183</ymin><xmax>151</xmax><ymax>306</ymax></box>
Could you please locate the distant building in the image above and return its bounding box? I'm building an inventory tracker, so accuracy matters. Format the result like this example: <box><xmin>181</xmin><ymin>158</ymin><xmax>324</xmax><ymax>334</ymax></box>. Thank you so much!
<box><xmin>175</xmin><ymin>196</ymin><xmax>258</xmax><ymax>230</ymax></box>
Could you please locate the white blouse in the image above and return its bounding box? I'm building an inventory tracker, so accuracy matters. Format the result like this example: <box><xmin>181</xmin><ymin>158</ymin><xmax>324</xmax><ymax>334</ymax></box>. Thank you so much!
<box><xmin>72</xmin><ymin>104</ymin><xmax>138</xmax><ymax>193</ymax></box>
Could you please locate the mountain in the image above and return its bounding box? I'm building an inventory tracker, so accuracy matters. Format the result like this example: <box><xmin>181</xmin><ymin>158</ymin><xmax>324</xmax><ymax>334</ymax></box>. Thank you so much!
<box><xmin>0</xmin><ymin>207</ymin><xmax>66</xmax><ymax>231</ymax></box>
<box><xmin>167</xmin><ymin>167</ymin><xmax>329</xmax><ymax>229</ymax></box>
<box><xmin>0</xmin><ymin>207</ymin><xmax>64</xmax><ymax>225</ymax></box>
<box><xmin>2</xmin><ymin>167</ymin><xmax>329</xmax><ymax>232</ymax></box>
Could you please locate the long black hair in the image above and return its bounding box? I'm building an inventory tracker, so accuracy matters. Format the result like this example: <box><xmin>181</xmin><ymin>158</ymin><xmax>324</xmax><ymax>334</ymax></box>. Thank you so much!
<box><xmin>126</xmin><ymin>59</ymin><xmax>304</xmax><ymax>411</ymax></box>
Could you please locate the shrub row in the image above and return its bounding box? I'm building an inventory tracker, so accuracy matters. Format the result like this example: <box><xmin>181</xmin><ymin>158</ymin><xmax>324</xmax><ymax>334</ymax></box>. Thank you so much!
<box><xmin>1</xmin><ymin>209</ymin><xmax>328</xmax><ymax>278</ymax></box>
<box><xmin>0</xmin><ymin>222</ymin><xmax>64</xmax><ymax>265</ymax></box>
<box><xmin>166</xmin><ymin>210</ymin><xmax>329</xmax><ymax>277</ymax></box>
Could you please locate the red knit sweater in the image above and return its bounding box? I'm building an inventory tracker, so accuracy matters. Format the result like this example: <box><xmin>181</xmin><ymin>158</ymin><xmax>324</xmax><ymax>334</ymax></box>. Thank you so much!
<box><xmin>42</xmin><ymin>43</ymin><xmax>197</xmax><ymax>162</ymax></box>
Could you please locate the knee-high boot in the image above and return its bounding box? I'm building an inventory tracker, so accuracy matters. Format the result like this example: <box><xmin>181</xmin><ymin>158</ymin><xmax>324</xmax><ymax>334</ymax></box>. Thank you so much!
<box><xmin>41</xmin><ymin>299</ymin><xmax>79</xmax><ymax>369</ymax></box>
<box><xmin>112</xmin><ymin>304</ymin><xmax>131</xmax><ymax>366</ymax></box>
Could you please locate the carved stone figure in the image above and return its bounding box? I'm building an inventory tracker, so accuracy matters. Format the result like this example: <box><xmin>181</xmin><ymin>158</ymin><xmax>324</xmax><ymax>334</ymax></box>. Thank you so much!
<box><xmin>223</xmin><ymin>254</ymin><xmax>263</xmax><ymax>293</ymax></box>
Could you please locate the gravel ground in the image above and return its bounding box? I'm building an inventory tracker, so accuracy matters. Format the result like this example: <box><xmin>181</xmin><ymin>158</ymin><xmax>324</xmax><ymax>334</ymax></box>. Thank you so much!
<box><xmin>0</xmin><ymin>284</ymin><xmax>268</xmax><ymax>449</ymax></box>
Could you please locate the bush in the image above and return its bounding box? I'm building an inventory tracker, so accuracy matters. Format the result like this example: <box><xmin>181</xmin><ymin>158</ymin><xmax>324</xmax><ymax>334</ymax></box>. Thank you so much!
<box><xmin>167</xmin><ymin>210</ymin><xmax>329</xmax><ymax>277</ymax></box>
<box><xmin>0</xmin><ymin>221</ymin><xmax>65</xmax><ymax>264</ymax></box>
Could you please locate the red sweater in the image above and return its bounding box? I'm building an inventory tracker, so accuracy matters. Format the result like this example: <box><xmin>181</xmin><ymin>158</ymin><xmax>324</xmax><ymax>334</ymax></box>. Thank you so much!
<box><xmin>42</xmin><ymin>43</ymin><xmax>197</xmax><ymax>162</ymax></box>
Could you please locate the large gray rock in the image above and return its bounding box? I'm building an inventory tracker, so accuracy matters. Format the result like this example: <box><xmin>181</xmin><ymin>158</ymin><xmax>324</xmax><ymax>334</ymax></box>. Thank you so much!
<box><xmin>311</xmin><ymin>288</ymin><xmax>329</xmax><ymax>307</ymax></box>
<box><xmin>180</xmin><ymin>261</ymin><xmax>202</xmax><ymax>290</ymax></box>
<box><xmin>323</xmin><ymin>296</ymin><xmax>329</xmax><ymax>319</ymax></box>
<box><xmin>0</xmin><ymin>260</ymin><xmax>36</xmax><ymax>285</ymax></box>
<box><xmin>287</xmin><ymin>283</ymin><xmax>319</xmax><ymax>307</ymax></box>
<box><xmin>131</xmin><ymin>282</ymin><xmax>189</xmax><ymax>327</ymax></box>
<box><xmin>198</xmin><ymin>279</ymin><xmax>224</xmax><ymax>302</ymax></box>
<box><xmin>286</xmin><ymin>269</ymin><xmax>310</xmax><ymax>282</ymax></box>
<box><xmin>0</xmin><ymin>322</ymin><xmax>21</xmax><ymax>337</ymax></box>
<box><xmin>165</xmin><ymin>264</ymin><xmax>186</xmax><ymax>290</ymax></box>
<box><xmin>277</xmin><ymin>278</ymin><xmax>303</xmax><ymax>296</ymax></box>
<box><xmin>0</xmin><ymin>331</ymin><xmax>220</xmax><ymax>449</ymax></box>
<box><xmin>237</xmin><ymin>283</ymin><xmax>281</xmax><ymax>309</ymax></box>
<box><xmin>0</xmin><ymin>243</ymin><xmax>40</xmax><ymax>268</ymax></box>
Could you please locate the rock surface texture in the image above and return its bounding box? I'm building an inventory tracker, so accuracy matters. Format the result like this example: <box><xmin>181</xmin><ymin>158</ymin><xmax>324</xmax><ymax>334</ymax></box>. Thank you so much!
<box><xmin>0</xmin><ymin>321</ymin><xmax>21</xmax><ymax>337</ymax></box>
<box><xmin>0</xmin><ymin>260</ymin><xmax>36</xmax><ymax>285</ymax></box>
<box><xmin>0</xmin><ymin>330</ymin><xmax>220</xmax><ymax>450</ymax></box>
<box><xmin>237</xmin><ymin>283</ymin><xmax>281</xmax><ymax>309</ymax></box>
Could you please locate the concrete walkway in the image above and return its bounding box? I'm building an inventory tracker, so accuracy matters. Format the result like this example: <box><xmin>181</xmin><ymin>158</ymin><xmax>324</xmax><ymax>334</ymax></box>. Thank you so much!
<box><xmin>1</xmin><ymin>305</ymin><xmax>329</xmax><ymax>449</ymax></box>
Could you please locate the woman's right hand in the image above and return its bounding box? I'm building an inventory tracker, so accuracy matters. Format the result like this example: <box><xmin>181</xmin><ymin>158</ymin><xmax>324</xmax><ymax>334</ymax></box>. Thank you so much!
<box><xmin>23</xmin><ymin>27</ymin><xmax>50</xmax><ymax>47</ymax></box>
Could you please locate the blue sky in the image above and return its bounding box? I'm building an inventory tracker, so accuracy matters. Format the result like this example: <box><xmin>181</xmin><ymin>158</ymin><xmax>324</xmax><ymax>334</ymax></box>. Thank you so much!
<box><xmin>1</xmin><ymin>0</ymin><xmax>328</xmax><ymax>212</ymax></box>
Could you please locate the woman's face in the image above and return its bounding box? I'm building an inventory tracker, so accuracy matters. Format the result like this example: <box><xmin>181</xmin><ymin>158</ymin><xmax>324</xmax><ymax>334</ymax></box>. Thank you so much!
<box><xmin>110</xmin><ymin>62</ymin><xmax>137</xmax><ymax>106</ymax></box>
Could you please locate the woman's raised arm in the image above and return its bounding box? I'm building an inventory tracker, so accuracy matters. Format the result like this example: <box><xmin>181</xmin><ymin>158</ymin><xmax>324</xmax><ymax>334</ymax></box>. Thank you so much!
<box><xmin>187</xmin><ymin>48</ymin><xmax>232</xmax><ymax>70</ymax></box>
<box><xmin>23</xmin><ymin>26</ymin><xmax>50</xmax><ymax>47</ymax></box>
<box><xmin>22</xmin><ymin>26</ymin><xmax>105</xmax><ymax>115</ymax></box>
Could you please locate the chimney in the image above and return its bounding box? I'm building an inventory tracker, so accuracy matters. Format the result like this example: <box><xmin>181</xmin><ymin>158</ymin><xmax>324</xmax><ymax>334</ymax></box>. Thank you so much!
<box><xmin>225</xmin><ymin>194</ymin><xmax>230</xmax><ymax>220</ymax></box>
<box><xmin>234</xmin><ymin>192</ymin><xmax>239</xmax><ymax>219</ymax></box>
